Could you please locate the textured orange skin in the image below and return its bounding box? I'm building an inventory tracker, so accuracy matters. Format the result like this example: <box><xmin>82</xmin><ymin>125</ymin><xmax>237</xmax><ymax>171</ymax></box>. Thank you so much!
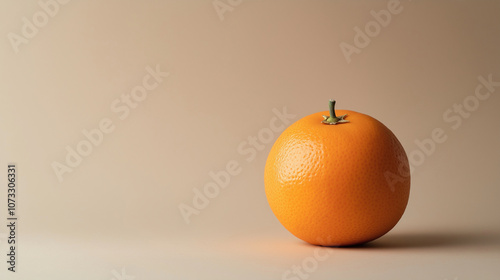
<box><xmin>265</xmin><ymin>110</ymin><xmax>410</xmax><ymax>246</ymax></box>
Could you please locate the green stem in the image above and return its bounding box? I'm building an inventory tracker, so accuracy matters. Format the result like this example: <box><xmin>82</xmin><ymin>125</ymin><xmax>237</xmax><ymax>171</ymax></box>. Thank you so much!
<box><xmin>329</xmin><ymin>99</ymin><xmax>337</xmax><ymax>119</ymax></box>
<box><xmin>321</xmin><ymin>99</ymin><xmax>349</xmax><ymax>125</ymax></box>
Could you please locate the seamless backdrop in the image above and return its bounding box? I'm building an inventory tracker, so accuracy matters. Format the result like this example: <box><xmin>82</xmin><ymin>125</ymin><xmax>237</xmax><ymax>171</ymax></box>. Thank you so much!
<box><xmin>0</xmin><ymin>0</ymin><xmax>499</xmax><ymax>279</ymax></box>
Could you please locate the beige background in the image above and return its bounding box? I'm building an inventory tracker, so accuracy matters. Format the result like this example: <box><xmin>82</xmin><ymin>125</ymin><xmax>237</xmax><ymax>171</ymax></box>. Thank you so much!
<box><xmin>1</xmin><ymin>0</ymin><xmax>499</xmax><ymax>279</ymax></box>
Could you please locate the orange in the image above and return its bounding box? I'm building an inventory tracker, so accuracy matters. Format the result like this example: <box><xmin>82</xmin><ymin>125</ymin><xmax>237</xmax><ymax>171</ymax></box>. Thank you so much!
<box><xmin>264</xmin><ymin>100</ymin><xmax>410</xmax><ymax>246</ymax></box>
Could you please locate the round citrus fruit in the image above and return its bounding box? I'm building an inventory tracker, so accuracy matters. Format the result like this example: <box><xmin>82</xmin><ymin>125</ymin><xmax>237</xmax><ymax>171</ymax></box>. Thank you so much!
<box><xmin>264</xmin><ymin>100</ymin><xmax>410</xmax><ymax>246</ymax></box>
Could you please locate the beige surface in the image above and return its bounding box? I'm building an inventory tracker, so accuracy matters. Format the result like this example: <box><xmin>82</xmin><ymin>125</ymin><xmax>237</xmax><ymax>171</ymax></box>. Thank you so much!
<box><xmin>1</xmin><ymin>0</ymin><xmax>499</xmax><ymax>279</ymax></box>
